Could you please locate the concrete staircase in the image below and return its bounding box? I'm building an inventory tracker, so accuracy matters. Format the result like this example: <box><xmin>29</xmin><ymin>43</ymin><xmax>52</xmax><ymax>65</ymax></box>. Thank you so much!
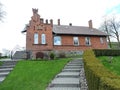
<box><xmin>0</xmin><ymin>61</ymin><xmax>18</xmax><ymax>83</ymax></box>
<box><xmin>12</xmin><ymin>51</ymin><xmax>27</xmax><ymax>59</ymax></box>
<box><xmin>46</xmin><ymin>58</ymin><xmax>88</xmax><ymax>90</ymax></box>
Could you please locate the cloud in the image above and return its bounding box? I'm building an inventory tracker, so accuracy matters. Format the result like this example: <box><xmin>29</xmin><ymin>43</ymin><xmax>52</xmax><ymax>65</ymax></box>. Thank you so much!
<box><xmin>106</xmin><ymin>4</ymin><xmax>120</xmax><ymax>14</ymax></box>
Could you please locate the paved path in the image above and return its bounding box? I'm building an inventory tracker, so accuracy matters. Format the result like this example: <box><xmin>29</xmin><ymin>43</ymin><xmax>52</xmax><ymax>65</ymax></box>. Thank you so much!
<box><xmin>0</xmin><ymin>59</ymin><xmax>18</xmax><ymax>83</ymax></box>
<box><xmin>46</xmin><ymin>58</ymin><xmax>88</xmax><ymax>90</ymax></box>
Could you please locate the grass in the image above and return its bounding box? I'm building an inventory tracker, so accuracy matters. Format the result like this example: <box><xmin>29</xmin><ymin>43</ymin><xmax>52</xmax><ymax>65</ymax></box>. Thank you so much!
<box><xmin>98</xmin><ymin>56</ymin><xmax>120</xmax><ymax>75</ymax></box>
<box><xmin>0</xmin><ymin>58</ymin><xmax>72</xmax><ymax>90</ymax></box>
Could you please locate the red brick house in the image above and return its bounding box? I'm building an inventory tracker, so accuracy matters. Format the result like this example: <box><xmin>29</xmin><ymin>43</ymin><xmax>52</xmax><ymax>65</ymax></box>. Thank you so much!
<box><xmin>22</xmin><ymin>9</ymin><xmax>108</xmax><ymax>58</ymax></box>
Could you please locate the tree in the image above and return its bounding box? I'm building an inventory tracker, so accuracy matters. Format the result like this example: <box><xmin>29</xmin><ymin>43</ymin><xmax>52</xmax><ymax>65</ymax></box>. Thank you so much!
<box><xmin>100</xmin><ymin>19</ymin><xmax>112</xmax><ymax>48</ymax></box>
<box><xmin>0</xmin><ymin>2</ymin><xmax>5</xmax><ymax>22</ymax></box>
<box><xmin>108</xmin><ymin>17</ymin><xmax>120</xmax><ymax>48</ymax></box>
<box><xmin>100</xmin><ymin>16</ymin><xmax>120</xmax><ymax>48</ymax></box>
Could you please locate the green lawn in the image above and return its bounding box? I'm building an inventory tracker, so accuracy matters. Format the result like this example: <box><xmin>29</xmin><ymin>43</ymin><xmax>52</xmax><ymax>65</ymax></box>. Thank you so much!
<box><xmin>98</xmin><ymin>56</ymin><xmax>120</xmax><ymax>75</ymax></box>
<box><xmin>0</xmin><ymin>58</ymin><xmax>72</xmax><ymax>90</ymax></box>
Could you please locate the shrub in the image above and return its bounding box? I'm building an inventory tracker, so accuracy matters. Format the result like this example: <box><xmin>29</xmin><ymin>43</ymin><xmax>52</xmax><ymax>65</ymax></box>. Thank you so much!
<box><xmin>93</xmin><ymin>49</ymin><xmax>120</xmax><ymax>56</ymax></box>
<box><xmin>83</xmin><ymin>49</ymin><xmax>120</xmax><ymax>90</ymax></box>
<box><xmin>50</xmin><ymin>52</ymin><xmax>55</xmax><ymax>60</ymax></box>
<box><xmin>36</xmin><ymin>52</ymin><xmax>44</xmax><ymax>59</ymax></box>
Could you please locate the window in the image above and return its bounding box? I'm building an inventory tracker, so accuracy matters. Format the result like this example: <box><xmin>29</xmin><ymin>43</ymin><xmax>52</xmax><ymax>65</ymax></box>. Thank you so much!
<box><xmin>34</xmin><ymin>33</ymin><xmax>38</xmax><ymax>44</ymax></box>
<box><xmin>100</xmin><ymin>37</ymin><xmax>104</xmax><ymax>44</ymax></box>
<box><xmin>41</xmin><ymin>34</ymin><xmax>46</xmax><ymax>44</ymax></box>
<box><xmin>73</xmin><ymin>37</ymin><xmax>79</xmax><ymax>46</ymax></box>
<box><xmin>85</xmin><ymin>37</ymin><xmax>91</xmax><ymax>46</ymax></box>
<box><xmin>54</xmin><ymin>36</ymin><xmax>61</xmax><ymax>45</ymax></box>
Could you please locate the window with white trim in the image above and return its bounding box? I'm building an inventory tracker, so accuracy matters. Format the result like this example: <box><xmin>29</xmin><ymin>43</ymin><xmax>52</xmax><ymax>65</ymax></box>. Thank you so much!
<box><xmin>34</xmin><ymin>33</ymin><xmax>38</xmax><ymax>44</ymax></box>
<box><xmin>73</xmin><ymin>37</ymin><xmax>79</xmax><ymax>46</ymax></box>
<box><xmin>41</xmin><ymin>34</ymin><xmax>46</xmax><ymax>44</ymax></box>
<box><xmin>85</xmin><ymin>37</ymin><xmax>91</xmax><ymax>46</ymax></box>
<box><xmin>54</xmin><ymin>36</ymin><xmax>61</xmax><ymax>45</ymax></box>
<box><xmin>100</xmin><ymin>37</ymin><xmax>104</xmax><ymax>44</ymax></box>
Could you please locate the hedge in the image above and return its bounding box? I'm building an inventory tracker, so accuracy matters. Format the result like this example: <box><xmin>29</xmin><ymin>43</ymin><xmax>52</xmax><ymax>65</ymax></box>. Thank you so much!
<box><xmin>83</xmin><ymin>49</ymin><xmax>120</xmax><ymax>90</ymax></box>
<box><xmin>93</xmin><ymin>49</ymin><xmax>120</xmax><ymax>56</ymax></box>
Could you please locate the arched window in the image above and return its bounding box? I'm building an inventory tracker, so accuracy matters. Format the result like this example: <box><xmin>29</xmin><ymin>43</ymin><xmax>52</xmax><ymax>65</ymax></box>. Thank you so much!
<box><xmin>41</xmin><ymin>34</ymin><xmax>46</xmax><ymax>44</ymax></box>
<box><xmin>34</xmin><ymin>33</ymin><xmax>38</xmax><ymax>44</ymax></box>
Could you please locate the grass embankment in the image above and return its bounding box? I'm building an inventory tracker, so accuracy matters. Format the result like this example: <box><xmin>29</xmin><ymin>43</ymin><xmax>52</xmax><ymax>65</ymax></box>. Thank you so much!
<box><xmin>98</xmin><ymin>56</ymin><xmax>120</xmax><ymax>75</ymax></box>
<box><xmin>0</xmin><ymin>58</ymin><xmax>72</xmax><ymax>90</ymax></box>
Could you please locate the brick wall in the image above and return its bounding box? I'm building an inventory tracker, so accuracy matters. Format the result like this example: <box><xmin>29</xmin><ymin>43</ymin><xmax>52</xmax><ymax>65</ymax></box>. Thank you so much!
<box><xmin>53</xmin><ymin>35</ymin><xmax>108</xmax><ymax>51</ymax></box>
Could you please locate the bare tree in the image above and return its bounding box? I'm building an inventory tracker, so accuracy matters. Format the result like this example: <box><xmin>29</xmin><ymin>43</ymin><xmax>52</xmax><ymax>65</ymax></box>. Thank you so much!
<box><xmin>99</xmin><ymin>19</ymin><xmax>112</xmax><ymax>48</ymax></box>
<box><xmin>108</xmin><ymin>17</ymin><xmax>120</xmax><ymax>48</ymax></box>
<box><xmin>0</xmin><ymin>2</ymin><xmax>5</xmax><ymax>22</ymax></box>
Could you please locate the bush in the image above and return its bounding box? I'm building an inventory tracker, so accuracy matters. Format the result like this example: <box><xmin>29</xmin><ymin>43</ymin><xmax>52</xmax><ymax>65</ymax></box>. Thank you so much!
<box><xmin>36</xmin><ymin>52</ymin><xmax>44</xmax><ymax>59</ymax></box>
<box><xmin>50</xmin><ymin>52</ymin><xmax>55</xmax><ymax>60</ymax></box>
<box><xmin>93</xmin><ymin>49</ymin><xmax>120</xmax><ymax>56</ymax></box>
<box><xmin>83</xmin><ymin>49</ymin><xmax>120</xmax><ymax>90</ymax></box>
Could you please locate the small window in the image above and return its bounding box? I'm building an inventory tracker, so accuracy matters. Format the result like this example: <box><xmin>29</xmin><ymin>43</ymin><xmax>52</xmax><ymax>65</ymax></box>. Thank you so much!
<box><xmin>54</xmin><ymin>36</ymin><xmax>61</xmax><ymax>45</ymax></box>
<box><xmin>34</xmin><ymin>33</ymin><xmax>38</xmax><ymax>44</ymax></box>
<box><xmin>100</xmin><ymin>37</ymin><xmax>104</xmax><ymax>44</ymax></box>
<box><xmin>41</xmin><ymin>34</ymin><xmax>46</xmax><ymax>44</ymax></box>
<box><xmin>85</xmin><ymin>37</ymin><xmax>91</xmax><ymax>46</ymax></box>
<box><xmin>73</xmin><ymin>37</ymin><xmax>79</xmax><ymax>46</ymax></box>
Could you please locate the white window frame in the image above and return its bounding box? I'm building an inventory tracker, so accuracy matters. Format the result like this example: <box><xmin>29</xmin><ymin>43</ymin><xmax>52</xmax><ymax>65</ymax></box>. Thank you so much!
<box><xmin>34</xmin><ymin>33</ymin><xmax>38</xmax><ymax>44</ymax></box>
<box><xmin>100</xmin><ymin>37</ymin><xmax>104</xmax><ymax>44</ymax></box>
<box><xmin>54</xmin><ymin>36</ymin><xmax>61</xmax><ymax>45</ymax></box>
<box><xmin>73</xmin><ymin>37</ymin><xmax>79</xmax><ymax>46</ymax></box>
<box><xmin>41</xmin><ymin>33</ymin><xmax>46</xmax><ymax>44</ymax></box>
<box><xmin>85</xmin><ymin>37</ymin><xmax>91</xmax><ymax>46</ymax></box>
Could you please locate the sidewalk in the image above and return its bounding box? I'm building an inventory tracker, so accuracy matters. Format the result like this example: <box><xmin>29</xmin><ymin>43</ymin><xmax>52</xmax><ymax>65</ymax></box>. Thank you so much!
<box><xmin>46</xmin><ymin>58</ymin><xmax>88</xmax><ymax>90</ymax></box>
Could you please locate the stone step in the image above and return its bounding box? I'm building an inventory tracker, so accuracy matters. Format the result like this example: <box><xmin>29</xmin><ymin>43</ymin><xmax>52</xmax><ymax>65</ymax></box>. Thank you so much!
<box><xmin>0</xmin><ymin>72</ymin><xmax>10</xmax><ymax>77</ymax></box>
<box><xmin>49</xmin><ymin>84</ymin><xmax>80</xmax><ymax>87</ymax></box>
<box><xmin>0</xmin><ymin>65</ymin><xmax>15</xmax><ymax>69</ymax></box>
<box><xmin>58</xmin><ymin>72</ymin><xmax>80</xmax><ymax>76</ymax></box>
<box><xmin>67</xmin><ymin>63</ymin><xmax>82</xmax><ymax>66</ymax></box>
<box><xmin>0</xmin><ymin>68</ymin><xmax>13</xmax><ymax>72</ymax></box>
<box><xmin>51</xmin><ymin>78</ymin><xmax>80</xmax><ymax>84</ymax></box>
<box><xmin>1</xmin><ymin>61</ymin><xmax>17</xmax><ymax>66</ymax></box>
<box><xmin>62</xmin><ymin>69</ymin><xmax>80</xmax><ymax>72</ymax></box>
<box><xmin>57</xmin><ymin>72</ymin><xmax>80</xmax><ymax>78</ymax></box>
<box><xmin>64</xmin><ymin>66</ymin><xmax>81</xmax><ymax>69</ymax></box>
<box><xmin>0</xmin><ymin>77</ymin><xmax>6</xmax><ymax>83</ymax></box>
<box><xmin>48</xmin><ymin>87</ymin><xmax>80</xmax><ymax>90</ymax></box>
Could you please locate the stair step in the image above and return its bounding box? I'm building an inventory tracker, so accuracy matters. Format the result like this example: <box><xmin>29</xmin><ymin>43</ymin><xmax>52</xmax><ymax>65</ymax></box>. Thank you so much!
<box><xmin>64</xmin><ymin>67</ymin><xmax>81</xmax><ymax>69</ymax></box>
<box><xmin>0</xmin><ymin>68</ymin><xmax>13</xmax><ymax>72</ymax></box>
<box><xmin>0</xmin><ymin>65</ymin><xmax>15</xmax><ymax>69</ymax></box>
<box><xmin>0</xmin><ymin>72</ymin><xmax>10</xmax><ymax>77</ymax></box>
<box><xmin>62</xmin><ymin>69</ymin><xmax>80</xmax><ymax>72</ymax></box>
<box><xmin>57</xmin><ymin>72</ymin><xmax>80</xmax><ymax>78</ymax></box>
<box><xmin>48</xmin><ymin>87</ymin><xmax>80</xmax><ymax>90</ymax></box>
<box><xmin>50</xmin><ymin>84</ymin><xmax>80</xmax><ymax>87</ymax></box>
<box><xmin>0</xmin><ymin>77</ymin><xmax>6</xmax><ymax>82</ymax></box>
<box><xmin>51</xmin><ymin>78</ymin><xmax>80</xmax><ymax>84</ymax></box>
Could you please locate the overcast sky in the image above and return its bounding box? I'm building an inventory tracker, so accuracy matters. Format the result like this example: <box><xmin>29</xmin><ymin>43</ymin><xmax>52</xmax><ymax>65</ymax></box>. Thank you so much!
<box><xmin>0</xmin><ymin>0</ymin><xmax>120</xmax><ymax>52</ymax></box>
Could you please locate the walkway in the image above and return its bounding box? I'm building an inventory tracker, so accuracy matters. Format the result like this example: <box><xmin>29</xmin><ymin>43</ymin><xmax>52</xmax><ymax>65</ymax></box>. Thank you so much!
<box><xmin>46</xmin><ymin>58</ymin><xmax>88</xmax><ymax>90</ymax></box>
<box><xmin>0</xmin><ymin>59</ymin><xmax>18</xmax><ymax>83</ymax></box>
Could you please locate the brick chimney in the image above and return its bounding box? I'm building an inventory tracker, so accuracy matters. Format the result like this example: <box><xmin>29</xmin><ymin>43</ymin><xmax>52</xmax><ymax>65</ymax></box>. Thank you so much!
<box><xmin>58</xmin><ymin>19</ymin><xmax>60</xmax><ymax>25</ymax></box>
<box><xmin>50</xmin><ymin>19</ymin><xmax>53</xmax><ymax>26</ymax></box>
<box><xmin>88</xmin><ymin>20</ymin><xmax>93</xmax><ymax>29</ymax></box>
<box><xmin>69</xmin><ymin>23</ymin><xmax>72</xmax><ymax>26</ymax></box>
<box><xmin>46</xmin><ymin>19</ymin><xmax>48</xmax><ymax>24</ymax></box>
